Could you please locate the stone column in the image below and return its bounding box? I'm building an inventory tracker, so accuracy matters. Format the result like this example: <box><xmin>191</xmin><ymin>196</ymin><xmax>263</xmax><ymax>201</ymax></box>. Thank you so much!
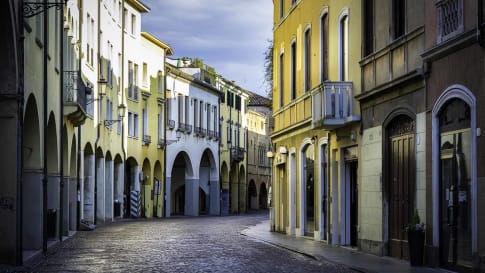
<box><xmin>96</xmin><ymin>157</ymin><xmax>105</xmax><ymax>223</ymax></box>
<box><xmin>105</xmin><ymin>159</ymin><xmax>114</xmax><ymax>221</ymax></box>
<box><xmin>83</xmin><ymin>154</ymin><xmax>95</xmax><ymax>223</ymax></box>
<box><xmin>165</xmin><ymin>177</ymin><xmax>171</xmax><ymax>217</ymax></box>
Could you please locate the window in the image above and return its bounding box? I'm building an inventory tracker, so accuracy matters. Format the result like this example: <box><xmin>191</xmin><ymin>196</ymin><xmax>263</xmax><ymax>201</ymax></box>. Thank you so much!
<box><xmin>339</xmin><ymin>14</ymin><xmax>349</xmax><ymax>81</ymax></box>
<box><xmin>157</xmin><ymin>105</ymin><xmax>163</xmax><ymax>142</ymax></box>
<box><xmin>199</xmin><ymin>101</ymin><xmax>204</xmax><ymax>129</ymax></box>
<box><xmin>393</xmin><ymin>0</ymin><xmax>405</xmax><ymax>39</ymax></box>
<box><xmin>194</xmin><ymin>99</ymin><xmax>199</xmax><ymax>128</ymax></box>
<box><xmin>128</xmin><ymin>61</ymin><xmax>136</xmax><ymax>100</ymax></box>
<box><xmin>142</xmin><ymin>63</ymin><xmax>148</xmax><ymax>87</ymax></box>
<box><xmin>279</xmin><ymin>52</ymin><xmax>284</xmax><ymax>107</ymax></box>
<box><xmin>118</xmin><ymin>2</ymin><xmax>122</xmax><ymax>23</ymax></box>
<box><xmin>157</xmin><ymin>71</ymin><xmax>164</xmax><ymax>93</ymax></box>
<box><xmin>290</xmin><ymin>41</ymin><xmax>296</xmax><ymax>100</ymax></box>
<box><xmin>128</xmin><ymin>111</ymin><xmax>139</xmax><ymax>137</ymax></box>
<box><xmin>321</xmin><ymin>13</ymin><xmax>328</xmax><ymax>81</ymax></box>
<box><xmin>106</xmin><ymin>99</ymin><xmax>113</xmax><ymax>129</ymax></box>
<box><xmin>363</xmin><ymin>0</ymin><xmax>374</xmax><ymax>56</ymax></box>
<box><xmin>123</xmin><ymin>9</ymin><xmax>128</xmax><ymax>31</ymax></box>
<box><xmin>213</xmin><ymin>106</ymin><xmax>218</xmax><ymax>136</ymax></box>
<box><xmin>117</xmin><ymin>112</ymin><xmax>121</xmax><ymax>134</ymax></box>
<box><xmin>436</xmin><ymin>0</ymin><xmax>463</xmax><ymax>43</ymax></box>
<box><xmin>304</xmin><ymin>28</ymin><xmax>311</xmax><ymax>92</ymax></box>
<box><xmin>279</xmin><ymin>0</ymin><xmax>284</xmax><ymax>19</ymax></box>
<box><xmin>235</xmin><ymin>95</ymin><xmax>241</xmax><ymax>111</ymax></box>
<box><xmin>178</xmin><ymin>95</ymin><xmax>184</xmax><ymax>126</ymax></box>
<box><xmin>131</xmin><ymin>14</ymin><xmax>136</xmax><ymax>34</ymax></box>
<box><xmin>291</xmin><ymin>0</ymin><xmax>296</xmax><ymax>6</ymax></box>
<box><xmin>185</xmin><ymin>96</ymin><xmax>190</xmax><ymax>128</ymax></box>
<box><xmin>142</xmin><ymin>99</ymin><xmax>148</xmax><ymax>136</ymax></box>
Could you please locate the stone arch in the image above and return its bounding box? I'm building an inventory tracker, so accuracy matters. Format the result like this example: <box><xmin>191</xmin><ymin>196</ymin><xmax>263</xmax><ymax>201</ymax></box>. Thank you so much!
<box><xmin>170</xmin><ymin>152</ymin><xmax>193</xmax><ymax>215</ymax></box>
<box><xmin>140</xmin><ymin>158</ymin><xmax>151</xmax><ymax>217</ymax></box>
<box><xmin>47</xmin><ymin>112</ymin><xmax>58</xmax><ymax>174</ymax></box>
<box><xmin>259</xmin><ymin>182</ymin><xmax>268</xmax><ymax>209</ymax></box>
<box><xmin>239</xmin><ymin>164</ymin><xmax>246</xmax><ymax>213</ymax></box>
<box><xmin>247</xmin><ymin>180</ymin><xmax>257</xmax><ymax>210</ymax></box>
<box><xmin>113</xmin><ymin>154</ymin><xmax>123</xmax><ymax>218</ymax></box>
<box><xmin>125</xmin><ymin>157</ymin><xmax>140</xmax><ymax>217</ymax></box>
<box><xmin>220</xmin><ymin>161</ymin><xmax>230</xmax><ymax>215</ymax></box>
<box><xmin>431</xmin><ymin>84</ymin><xmax>477</xmax><ymax>261</ymax></box>
<box><xmin>199</xmin><ymin>149</ymin><xmax>219</xmax><ymax>215</ymax></box>
<box><xmin>23</xmin><ymin>94</ymin><xmax>41</xmax><ymax>169</ymax></box>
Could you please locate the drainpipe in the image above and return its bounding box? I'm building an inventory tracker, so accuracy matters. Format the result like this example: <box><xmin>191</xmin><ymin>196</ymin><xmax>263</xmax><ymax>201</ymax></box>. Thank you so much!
<box><xmin>76</xmin><ymin>0</ymin><xmax>83</xmax><ymax>231</ymax></box>
<box><xmin>121</xmin><ymin>0</ymin><xmax>126</xmax><ymax>217</ymax></box>
<box><xmin>163</xmin><ymin>66</ymin><xmax>167</xmax><ymax>217</ymax></box>
<box><xmin>326</xmin><ymin>133</ymin><xmax>331</xmax><ymax>242</ymax></box>
<box><xmin>42</xmin><ymin>0</ymin><xmax>49</xmax><ymax>254</ymax></box>
<box><xmin>478</xmin><ymin>0</ymin><xmax>484</xmax><ymax>47</ymax></box>
<box><xmin>93</xmin><ymin>0</ymin><xmax>102</xmax><ymax>225</ymax></box>
<box><xmin>17</xmin><ymin>0</ymin><xmax>25</xmax><ymax>265</ymax></box>
<box><xmin>59</xmin><ymin>2</ymin><xmax>65</xmax><ymax>241</ymax></box>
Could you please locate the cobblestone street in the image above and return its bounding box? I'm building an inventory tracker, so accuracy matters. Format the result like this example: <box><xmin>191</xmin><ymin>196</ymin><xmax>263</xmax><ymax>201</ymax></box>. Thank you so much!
<box><xmin>6</xmin><ymin>211</ymin><xmax>354</xmax><ymax>273</ymax></box>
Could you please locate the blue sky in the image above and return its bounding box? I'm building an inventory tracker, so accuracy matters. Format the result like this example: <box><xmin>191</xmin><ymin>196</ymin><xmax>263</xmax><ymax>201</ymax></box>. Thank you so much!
<box><xmin>141</xmin><ymin>0</ymin><xmax>273</xmax><ymax>97</ymax></box>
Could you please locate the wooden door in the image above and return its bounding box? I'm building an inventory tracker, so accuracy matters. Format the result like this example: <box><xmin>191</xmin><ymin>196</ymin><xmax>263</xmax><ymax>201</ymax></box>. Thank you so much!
<box><xmin>388</xmin><ymin>116</ymin><xmax>415</xmax><ymax>259</ymax></box>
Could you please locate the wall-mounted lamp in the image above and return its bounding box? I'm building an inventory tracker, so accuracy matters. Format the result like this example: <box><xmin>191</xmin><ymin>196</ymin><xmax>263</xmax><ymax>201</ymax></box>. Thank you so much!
<box><xmin>311</xmin><ymin>136</ymin><xmax>317</xmax><ymax>145</ymax></box>
<box><xmin>104</xmin><ymin>103</ymin><xmax>126</xmax><ymax>126</ymax></box>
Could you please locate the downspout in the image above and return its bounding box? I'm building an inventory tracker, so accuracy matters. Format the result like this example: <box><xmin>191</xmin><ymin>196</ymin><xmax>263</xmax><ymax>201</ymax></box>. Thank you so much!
<box><xmin>93</xmin><ymin>0</ymin><xmax>102</xmax><ymax>224</ymax></box>
<box><xmin>237</xmin><ymin>101</ymin><xmax>240</xmax><ymax>214</ymax></box>
<box><xmin>42</xmin><ymin>0</ymin><xmax>49</xmax><ymax>254</ymax></box>
<box><xmin>121</xmin><ymin>0</ymin><xmax>126</xmax><ymax>216</ymax></box>
<box><xmin>478</xmin><ymin>0</ymin><xmax>484</xmax><ymax>47</ymax></box>
<box><xmin>17</xmin><ymin>0</ymin><xmax>25</xmax><ymax>265</ymax></box>
<box><xmin>218</xmin><ymin>90</ymin><xmax>221</xmax><ymax>216</ymax></box>
<box><xmin>58</xmin><ymin>1</ymin><xmax>65</xmax><ymax>241</ymax></box>
<box><xmin>76</xmin><ymin>0</ymin><xmax>83</xmax><ymax>231</ymax></box>
<box><xmin>326</xmin><ymin>133</ymin><xmax>331</xmax><ymax>242</ymax></box>
<box><xmin>163</xmin><ymin>66</ymin><xmax>167</xmax><ymax>217</ymax></box>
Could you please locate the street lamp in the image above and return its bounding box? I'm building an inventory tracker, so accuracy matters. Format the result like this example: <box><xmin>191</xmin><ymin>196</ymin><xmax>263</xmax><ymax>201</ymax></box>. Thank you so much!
<box><xmin>104</xmin><ymin>103</ymin><xmax>126</xmax><ymax>127</ymax></box>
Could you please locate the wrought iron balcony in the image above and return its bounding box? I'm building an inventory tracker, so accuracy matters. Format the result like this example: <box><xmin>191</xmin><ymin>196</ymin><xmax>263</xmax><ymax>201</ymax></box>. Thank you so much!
<box><xmin>185</xmin><ymin>124</ymin><xmax>192</xmax><ymax>134</ymax></box>
<box><xmin>231</xmin><ymin>147</ymin><xmax>245</xmax><ymax>162</ymax></box>
<box><xmin>64</xmin><ymin>70</ymin><xmax>88</xmax><ymax>126</ymax></box>
<box><xmin>311</xmin><ymin>82</ymin><xmax>360</xmax><ymax>129</ymax></box>
<box><xmin>195</xmin><ymin>126</ymin><xmax>206</xmax><ymax>137</ymax></box>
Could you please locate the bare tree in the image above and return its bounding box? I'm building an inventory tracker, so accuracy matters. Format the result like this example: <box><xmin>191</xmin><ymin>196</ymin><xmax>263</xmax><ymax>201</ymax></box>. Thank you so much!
<box><xmin>263</xmin><ymin>39</ymin><xmax>273</xmax><ymax>99</ymax></box>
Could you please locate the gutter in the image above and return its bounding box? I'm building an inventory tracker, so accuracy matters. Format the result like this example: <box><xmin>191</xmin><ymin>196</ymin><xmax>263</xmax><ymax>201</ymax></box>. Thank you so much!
<box><xmin>59</xmin><ymin>1</ymin><xmax>65</xmax><ymax>241</ymax></box>
<box><xmin>93</xmin><ymin>0</ymin><xmax>102</xmax><ymax>225</ymax></box>
<box><xmin>42</xmin><ymin>0</ymin><xmax>49</xmax><ymax>253</ymax></box>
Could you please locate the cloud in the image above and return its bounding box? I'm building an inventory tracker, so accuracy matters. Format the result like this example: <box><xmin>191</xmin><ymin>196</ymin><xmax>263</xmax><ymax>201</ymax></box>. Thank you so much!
<box><xmin>141</xmin><ymin>0</ymin><xmax>273</xmax><ymax>97</ymax></box>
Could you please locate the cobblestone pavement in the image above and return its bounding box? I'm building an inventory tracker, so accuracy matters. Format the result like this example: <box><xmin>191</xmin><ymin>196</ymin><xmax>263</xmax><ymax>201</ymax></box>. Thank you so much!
<box><xmin>4</xmin><ymin>211</ymin><xmax>355</xmax><ymax>273</ymax></box>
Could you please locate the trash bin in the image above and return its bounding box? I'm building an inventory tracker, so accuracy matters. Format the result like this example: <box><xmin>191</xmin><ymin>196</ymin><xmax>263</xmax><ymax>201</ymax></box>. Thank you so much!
<box><xmin>47</xmin><ymin>209</ymin><xmax>57</xmax><ymax>239</ymax></box>
<box><xmin>114</xmin><ymin>200</ymin><xmax>121</xmax><ymax>217</ymax></box>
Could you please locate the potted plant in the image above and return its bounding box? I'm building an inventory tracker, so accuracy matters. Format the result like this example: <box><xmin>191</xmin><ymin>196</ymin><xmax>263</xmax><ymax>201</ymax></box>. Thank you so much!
<box><xmin>406</xmin><ymin>209</ymin><xmax>425</xmax><ymax>266</ymax></box>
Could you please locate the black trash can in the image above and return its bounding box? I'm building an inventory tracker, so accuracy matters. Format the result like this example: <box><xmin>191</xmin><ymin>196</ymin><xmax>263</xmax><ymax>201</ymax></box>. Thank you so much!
<box><xmin>47</xmin><ymin>209</ymin><xmax>57</xmax><ymax>239</ymax></box>
<box><xmin>114</xmin><ymin>200</ymin><xmax>121</xmax><ymax>217</ymax></box>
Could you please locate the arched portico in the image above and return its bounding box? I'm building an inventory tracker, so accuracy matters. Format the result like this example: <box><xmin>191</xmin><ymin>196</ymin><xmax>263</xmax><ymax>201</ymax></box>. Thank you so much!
<box><xmin>168</xmin><ymin>151</ymin><xmax>194</xmax><ymax>216</ymax></box>
<box><xmin>125</xmin><ymin>157</ymin><xmax>140</xmax><ymax>218</ymax></box>
<box><xmin>153</xmin><ymin>161</ymin><xmax>163</xmax><ymax>217</ymax></box>
<box><xmin>220</xmin><ymin>161</ymin><xmax>229</xmax><ymax>215</ymax></box>
<box><xmin>199</xmin><ymin>149</ymin><xmax>219</xmax><ymax>215</ymax></box>
<box><xmin>141</xmin><ymin>158</ymin><xmax>151</xmax><ymax>217</ymax></box>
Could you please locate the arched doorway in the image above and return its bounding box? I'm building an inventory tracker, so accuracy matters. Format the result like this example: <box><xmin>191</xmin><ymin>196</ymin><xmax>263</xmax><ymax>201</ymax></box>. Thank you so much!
<box><xmin>247</xmin><ymin>180</ymin><xmax>257</xmax><ymax>210</ymax></box>
<box><xmin>68</xmin><ymin>135</ymin><xmax>77</xmax><ymax>232</ymax></box>
<box><xmin>259</xmin><ymin>182</ymin><xmax>268</xmax><ymax>209</ymax></box>
<box><xmin>220</xmin><ymin>162</ymin><xmax>229</xmax><ymax>215</ymax></box>
<box><xmin>170</xmin><ymin>152</ymin><xmax>193</xmax><ymax>216</ymax></box>
<box><xmin>438</xmin><ymin>98</ymin><xmax>472</xmax><ymax>270</ymax></box>
<box><xmin>239</xmin><ymin>165</ymin><xmax>246</xmax><ymax>213</ymax></box>
<box><xmin>125</xmin><ymin>157</ymin><xmax>140</xmax><ymax>218</ymax></box>
<box><xmin>46</xmin><ymin>112</ymin><xmax>59</xmax><ymax>240</ymax></box>
<box><xmin>301</xmin><ymin>143</ymin><xmax>315</xmax><ymax>237</ymax></box>
<box><xmin>22</xmin><ymin>95</ymin><xmax>42</xmax><ymax>250</ymax></box>
<box><xmin>153</xmin><ymin>161</ymin><xmax>163</xmax><ymax>217</ymax></box>
<box><xmin>199</xmin><ymin>188</ymin><xmax>207</xmax><ymax>215</ymax></box>
<box><xmin>104</xmin><ymin>151</ymin><xmax>113</xmax><ymax>221</ymax></box>
<box><xmin>83</xmin><ymin>143</ymin><xmax>94</xmax><ymax>222</ymax></box>
<box><xmin>95</xmin><ymin>147</ymin><xmax>104</xmax><ymax>223</ymax></box>
<box><xmin>113</xmin><ymin>154</ymin><xmax>123</xmax><ymax>218</ymax></box>
<box><xmin>199</xmin><ymin>149</ymin><xmax>218</xmax><ymax>215</ymax></box>
<box><xmin>230</xmin><ymin>164</ymin><xmax>238</xmax><ymax>213</ymax></box>
<box><xmin>387</xmin><ymin>114</ymin><xmax>415</xmax><ymax>259</ymax></box>
<box><xmin>141</xmin><ymin>158</ymin><xmax>151</xmax><ymax>217</ymax></box>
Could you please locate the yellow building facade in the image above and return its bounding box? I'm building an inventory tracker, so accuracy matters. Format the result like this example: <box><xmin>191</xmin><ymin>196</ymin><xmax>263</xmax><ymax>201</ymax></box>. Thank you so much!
<box><xmin>271</xmin><ymin>0</ymin><xmax>362</xmax><ymax>244</ymax></box>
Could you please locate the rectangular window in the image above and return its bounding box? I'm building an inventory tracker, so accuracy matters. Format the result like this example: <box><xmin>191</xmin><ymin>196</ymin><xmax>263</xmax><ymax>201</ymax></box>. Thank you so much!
<box><xmin>206</xmin><ymin>103</ymin><xmax>211</xmax><ymax>132</ymax></box>
<box><xmin>393</xmin><ymin>0</ymin><xmax>405</xmax><ymax>39</ymax></box>
<box><xmin>194</xmin><ymin>99</ymin><xmax>198</xmax><ymax>128</ymax></box>
<box><xmin>158</xmin><ymin>72</ymin><xmax>164</xmax><ymax>93</ymax></box>
<box><xmin>134</xmin><ymin>113</ymin><xmax>139</xmax><ymax>137</ymax></box>
<box><xmin>142</xmin><ymin>99</ymin><xmax>148</xmax><ymax>136</ymax></box>
<box><xmin>124</xmin><ymin>9</ymin><xmax>128</xmax><ymax>31</ymax></box>
<box><xmin>290</xmin><ymin>42</ymin><xmax>296</xmax><ymax>100</ymax></box>
<box><xmin>321</xmin><ymin>14</ymin><xmax>328</xmax><ymax>81</ymax></box>
<box><xmin>304</xmin><ymin>29</ymin><xmax>311</xmax><ymax>91</ymax></box>
<box><xmin>128</xmin><ymin>112</ymin><xmax>133</xmax><ymax>136</ymax></box>
<box><xmin>166</xmin><ymin>95</ymin><xmax>172</xmax><ymax>124</ymax></box>
<box><xmin>279</xmin><ymin>53</ymin><xmax>284</xmax><ymax>107</ymax></box>
<box><xmin>340</xmin><ymin>15</ymin><xmax>349</xmax><ymax>81</ymax></box>
<box><xmin>128</xmin><ymin>61</ymin><xmax>134</xmax><ymax>99</ymax></box>
<box><xmin>131</xmin><ymin>14</ymin><xmax>136</xmax><ymax>34</ymax></box>
<box><xmin>199</xmin><ymin>101</ymin><xmax>204</xmax><ymax>129</ymax></box>
<box><xmin>213</xmin><ymin>106</ymin><xmax>218</xmax><ymax>136</ymax></box>
<box><xmin>279</xmin><ymin>0</ymin><xmax>284</xmax><ymax>19</ymax></box>
<box><xmin>436</xmin><ymin>0</ymin><xmax>464</xmax><ymax>43</ymax></box>
<box><xmin>363</xmin><ymin>0</ymin><xmax>374</xmax><ymax>56</ymax></box>
<box><xmin>178</xmin><ymin>95</ymin><xmax>183</xmax><ymax>126</ymax></box>
<box><xmin>142</xmin><ymin>63</ymin><xmax>148</xmax><ymax>87</ymax></box>
<box><xmin>185</xmin><ymin>96</ymin><xmax>190</xmax><ymax>127</ymax></box>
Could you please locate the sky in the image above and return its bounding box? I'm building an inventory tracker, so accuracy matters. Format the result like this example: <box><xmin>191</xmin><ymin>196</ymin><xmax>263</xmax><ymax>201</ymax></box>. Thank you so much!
<box><xmin>141</xmin><ymin>0</ymin><xmax>273</xmax><ymax>98</ymax></box>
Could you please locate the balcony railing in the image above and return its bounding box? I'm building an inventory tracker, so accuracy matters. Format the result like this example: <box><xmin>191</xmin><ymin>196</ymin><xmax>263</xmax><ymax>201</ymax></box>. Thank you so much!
<box><xmin>231</xmin><ymin>147</ymin><xmax>245</xmax><ymax>162</ymax></box>
<box><xmin>195</xmin><ymin>126</ymin><xmax>206</xmax><ymax>137</ymax></box>
<box><xmin>64</xmin><ymin>70</ymin><xmax>88</xmax><ymax>126</ymax></box>
<box><xmin>142</xmin><ymin>134</ymin><xmax>151</xmax><ymax>145</ymax></box>
<box><xmin>312</xmin><ymin>82</ymin><xmax>360</xmax><ymax>128</ymax></box>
